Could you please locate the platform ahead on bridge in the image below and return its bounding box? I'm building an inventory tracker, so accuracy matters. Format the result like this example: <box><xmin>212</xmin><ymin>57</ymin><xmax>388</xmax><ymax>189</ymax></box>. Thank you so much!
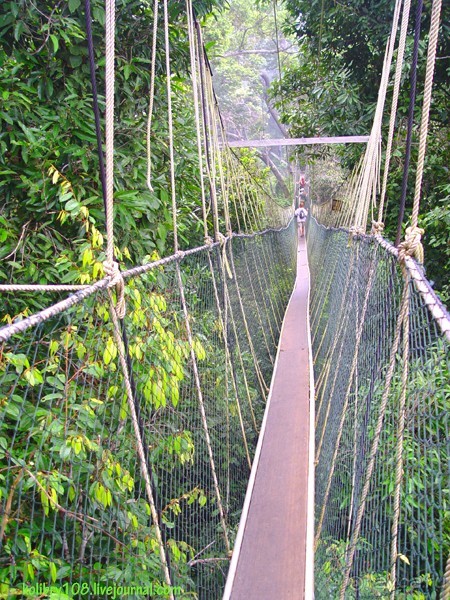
<box><xmin>223</xmin><ymin>236</ymin><xmax>314</xmax><ymax>600</ymax></box>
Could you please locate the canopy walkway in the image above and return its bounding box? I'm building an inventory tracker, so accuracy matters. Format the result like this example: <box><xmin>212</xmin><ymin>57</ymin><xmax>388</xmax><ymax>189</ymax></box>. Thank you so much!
<box><xmin>223</xmin><ymin>237</ymin><xmax>314</xmax><ymax>599</ymax></box>
<box><xmin>0</xmin><ymin>0</ymin><xmax>449</xmax><ymax>598</ymax></box>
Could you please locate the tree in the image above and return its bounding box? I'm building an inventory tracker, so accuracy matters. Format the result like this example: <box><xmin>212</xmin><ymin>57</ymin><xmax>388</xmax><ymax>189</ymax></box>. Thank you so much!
<box><xmin>0</xmin><ymin>0</ymin><xmax>223</xmax><ymax>299</ymax></box>
<box><xmin>273</xmin><ymin>0</ymin><xmax>450</xmax><ymax>301</ymax></box>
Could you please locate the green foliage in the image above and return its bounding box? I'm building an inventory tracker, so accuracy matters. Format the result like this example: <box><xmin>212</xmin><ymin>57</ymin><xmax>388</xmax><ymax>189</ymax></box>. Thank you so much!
<box><xmin>205</xmin><ymin>0</ymin><xmax>288</xmax><ymax>138</ymax></box>
<box><xmin>0</xmin><ymin>0</ymin><xmax>227</xmax><ymax>298</ymax></box>
<box><xmin>273</xmin><ymin>0</ymin><xmax>450</xmax><ymax>302</ymax></box>
<box><xmin>316</xmin><ymin>341</ymin><xmax>449</xmax><ymax>598</ymax></box>
<box><xmin>0</xmin><ymin>275</ymin><xmax>215</xmax><ymax>594</ymax></box>
<box><xmin>316</xmin><ymin>539</ymin><xmax>431</xmax><ymax>599</ymax></box>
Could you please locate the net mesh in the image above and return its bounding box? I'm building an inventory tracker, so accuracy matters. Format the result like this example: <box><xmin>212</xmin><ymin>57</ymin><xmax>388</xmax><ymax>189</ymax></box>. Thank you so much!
<box><xmin>0</xmin><ymin>224</ymin><xmax>297</xmax><ymax>599</ymax></box>
<box><xmin>308</xmin><ymin>217</ymin><xmax>449</xmax><ymax>599</ymax></box>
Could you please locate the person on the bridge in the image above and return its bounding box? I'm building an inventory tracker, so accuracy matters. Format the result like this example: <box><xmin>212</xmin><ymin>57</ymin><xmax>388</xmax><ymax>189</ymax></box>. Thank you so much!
<box><xmin>295</xmin><ymin>201</ymin><xmax>308</xmax><ymax>238</ymax></box>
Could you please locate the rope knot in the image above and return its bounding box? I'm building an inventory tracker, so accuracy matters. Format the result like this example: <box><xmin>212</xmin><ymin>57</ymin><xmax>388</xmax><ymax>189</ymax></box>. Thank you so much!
<box><xmin>398</xmin><ymin>226</ymin><xmax>424</xmax><ymax>264</ymax></box>
<box><xmin>204</xmin><ymin>235</ymin><xmax>214</xmax><ymax>247</ymax></box>
<box><xmin>349</xmin><ymin>226</ymin><xmax>365</xmax><ymax>238</ymax></box>
<box><xmin>175</xmin><ymin>249</ymin><xmax>186</xmax><ymax>261</ymax></box>
<box><xmin>217</xmin><ymin>232</ymin><xmax>228</xmax><ymax>246</ymax></box>
<box><xmin>104</xmin><ymin>259</ymin><xmax>126</xmax><ymax>319</ymax></box>
<box><xmin>371</xmin><ymin>220</ymin><xmax>384</xmax><ymax>235</ymax></box>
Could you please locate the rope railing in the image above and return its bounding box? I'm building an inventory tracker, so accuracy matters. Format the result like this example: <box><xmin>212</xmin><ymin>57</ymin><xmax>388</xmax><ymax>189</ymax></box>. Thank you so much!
<box><xmin>309</xmin><ymin>217</ymin><xmax>449</xmax><ymax>599</ymax></box>
<box><xmin>1</xmin><ymin>0</ymin><xmax>448</xmax><ymax>597</ymax></box>
<box><xmin>0</xmin><ymin>3</ymin><xmax>295</xmax><ymax>599</ymax></box>
<box><xmin>0</xmin><ymin>227</ymin><xmax>297</xmax><ymax>599</ymax></box>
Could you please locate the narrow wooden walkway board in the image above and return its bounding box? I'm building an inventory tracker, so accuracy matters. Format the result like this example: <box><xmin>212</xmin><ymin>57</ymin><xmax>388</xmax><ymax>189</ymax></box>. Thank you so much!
<box><xmin>227</xmin><ymin>135</ymin><xmax>369</xmax><ymax>148</ymax></box>
<box><xmin>223</xmin><ymin>237</ymin><xmax>313</xmax><ymax>600</ymax></box>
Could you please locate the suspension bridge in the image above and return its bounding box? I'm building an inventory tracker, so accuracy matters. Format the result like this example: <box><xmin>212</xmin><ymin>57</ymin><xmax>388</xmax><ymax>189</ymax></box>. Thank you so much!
<box><xmin>0</xmin><ymin>0</ymin><xmax>449</xmax><ymax>598</ymax></box>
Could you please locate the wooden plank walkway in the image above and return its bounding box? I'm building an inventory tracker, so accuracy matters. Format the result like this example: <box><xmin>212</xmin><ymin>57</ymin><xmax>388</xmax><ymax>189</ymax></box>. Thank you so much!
<box><xmin>223</xmin><ymin>237</ymin><xmax>314</xmax><ymax>600</ymax></box>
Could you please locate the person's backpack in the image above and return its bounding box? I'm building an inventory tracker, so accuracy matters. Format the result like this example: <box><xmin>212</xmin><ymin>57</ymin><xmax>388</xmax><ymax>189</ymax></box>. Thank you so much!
<box><xmin>298</xmin><ymin>208</ymin><xmax>307</xmax><ymax>219</ymax></box>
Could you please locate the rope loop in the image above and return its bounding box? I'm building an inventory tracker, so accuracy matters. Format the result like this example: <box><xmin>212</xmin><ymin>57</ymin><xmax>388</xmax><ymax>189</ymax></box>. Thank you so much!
<box><xmin>371</xmin><ymin>220</ymin><xmax>385</xmax><ymax>235</ymax></box>
<box><xmin>398</xmin><ymin>226</ymin><xmax>424</xmax><ymax>264</ymax></box>
<box><xmin>216</xmin><ymin>232</ymin><xmax>233</xmax><ymax>279</ymax></box>
<box><xmin>104</xmin><ymin>259</ymin><xmax>126</xmax><ymax>319</ymax></box>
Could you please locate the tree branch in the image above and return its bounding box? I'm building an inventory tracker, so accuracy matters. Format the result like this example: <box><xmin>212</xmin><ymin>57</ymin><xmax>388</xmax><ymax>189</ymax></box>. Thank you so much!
<box><xmin>260</xmin><ymin>72</ymin><xmax>289</xmax><ymax>138</ymax></box>
<box><xmin>258</xmin><ymin>151</ymin><xmax>290</xmax><ymax>198</ymax></box>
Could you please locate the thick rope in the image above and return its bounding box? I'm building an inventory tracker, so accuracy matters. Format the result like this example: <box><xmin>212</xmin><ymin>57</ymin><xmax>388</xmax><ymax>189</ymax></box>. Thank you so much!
<box><xmin>341</xmin><ymin>0</ymin><xmax>401</xmax><ymax>232</ymax></box>
<box><xmin>389</xmin><ymin>265</ymin><xmax>410</xmax><ymax>599</ymax></box>
<box><xmin>0</xmin><ymin>285</ymin><xmax>89</xmax><ymax>292</ymax></box>
<box><xmin>163</xmin><ymin>0</ymin><xmax>178</xmax><ymax>253</ymax></box>
<box><xmin>108</xmin><ymin>297</ymin><xmax>174</xmax><ymax>597</ymax></box>
<box><xmin>196</xmin><ymin>22</ymin><xmax>219</xmax><ymax>240</ymax></box>
<box><xmin>146</xmin><ymin>0</ymin><xmax>160</xmax><ymax>192</ymax></box>
<box><xmin>186</xmin><ymin>0</ymin><xmax>209</xmax><ymax>239</ymax></box>
<box><xmin>339</xmin><ymin>272</ymin><xmax>410</xmax><ymax>598</ymax></box>
<box><xmin>105</xmin><ymin>0</ymin><xmax>115</xmax><ymax>265</ymax></box>
<box><xmin>345</xmin><ymin>218</ymin><xmax>450</xmax><ymax>341</ymax></box>
<box><xmin>395</xmin><ymin>0</ymin><xmax>424</xmax><ymax>245</ymax></box>
<box><xmin>227</xmin><ymin>241</ymin><xmax>269</xmax><ymax>397</ymax></box>
<box><xmin>315</xmin><ymin>256</ymin><xmax>374</xmax><ymax>549</ymax></box>
<box><xmin>0</xmin><ymin>278</ymin><xmax>110</xmax><ymax>343</ymax></box>
<box><xmin>175</xmin><ymin>263</ymin><xmax>231</xmax><ymax>552</ymax></box>
<box><xmin>0</xmin><ymin>226</ymin><xmax>293</xmax><ymax>343</ymax></box>
<box><xmin>411</xmin><ymin>0</ymin><xmax>442</xmax><ymax>229</ymax></box>
<box><xmin>398</xmin><ymin>225</ymin><xmax>424</xmax><ymax>263</ymax></box>
<box><xmin>103</xmin><ymin>0</ymin><xmax>126</xmax><ymax>319</ymax></box>
<box><xmin>442</xmin><ymin>553</ymin><xmax>450</xmax><ymax>599</ymax></box>
<box><xmin>103</xmin><ymin>259</ymin><xmax>126</xmax><ymax>319</ymax></box>
<box><xmin>378</xmin><ymin>0</ymin><xmax>412</xmax><ymax>222</ymax></box>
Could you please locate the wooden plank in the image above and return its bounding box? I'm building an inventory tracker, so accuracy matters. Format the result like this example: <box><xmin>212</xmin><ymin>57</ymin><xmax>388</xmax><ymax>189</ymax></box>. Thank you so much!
<box><xmin>227</xmin><ymin>135</ymin><xmax>369</xmax><ymax>148</ymax></box>
<box><xmin>223</xmin><ymin>236</ymin><xmax>313</xmax><ymax>600</ymax></box>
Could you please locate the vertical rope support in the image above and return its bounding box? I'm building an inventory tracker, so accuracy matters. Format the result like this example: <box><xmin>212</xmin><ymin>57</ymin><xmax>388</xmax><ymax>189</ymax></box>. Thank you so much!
<box><xmin>378</xmin><ymin>0</ymin><xmax>412</xmax><ymax>221</ymax></box>
<box><xmin>196</xmin><ymin>21</ymin><xmax>220</xmax><ymax>240</ymax></box>
<box><xmin>442</xmin><ymin>553</ymin><xmax>450</xmax><ymax>599</ymax></box>
<box><xmin>315</xmin><ymin>281</ymin><xmax>356</xmax><ymax>462</ymax></box>
<box><xmin>314</xmin><ymin>250</ymin><xmax>356</xmax><ymax>429</ymax></box>
<box><xmin>108</xmin><ymin>299</ymin><xmax>174</xmax><ymax>597</ymax></box>
<box><xmin>186</xmin><ymin>0</ymin><xmax>209</xmax><ymax>238</ymax></box>
<box><xmin>390</xmin><ymin>267</ymin><xmax>410</xmax><ymax>598</ymax></box>
<box><xmin>227</xmin><ymin>242</ymin><xmax>269</xmax><ymax>398</ymax></box>
<box><xmin>339</xmin><ymin>273</ymin><xmax>411</xmax><ymax>598</ymax></box>
<box><xmin>175</xmin><ymin>262</ymin><xmax>231</xmax><ymax>552</ymax></box>
<box><xmin>146</xmin><ymin>0</ymin><xmax>160</xmax><ymax>191</ymax></box>
<box><xmin>224</xmin><ymin>281</ymin><xmax>260</xmax><ymax>433</ymax></box>
<box><xmin>163</xmin><ymin>0</ymin><xmax>178</xmax><ymax>252</ymax></box>
<box><xmin>348</xmin><ymin>244</ymin><xmax>361</xmax><ymax>542</ymax></box>
<box><xmin>343</xmin><ymin>0</ymin><xmax>401</xmax><ymax>231</ymax></box>
<box><xmin>315</xmin><ymin>249</ymin><xmax>378</xmax><ymax>549</ymax></box>
<box><xmin>243</xmin><ymin>252</ymin><xmax>276</xmax><ymax>361</ymax></box>
<box><xmin>247</xmin><ymin>240</ymin><xmax>282</xmax><ymax>337</ymax></box>
<box><xmin>208</xmin><ymin>252</ymin><xmax>255</xmax><ymax>458</ymax></box>
<box><xmin>411</xmin><ymin>0</ymin><xmax>442</xmax><ymax>229</ymax></box>
<box><xmin>395</xmin><ymin>0</ymin><xmax>424</xmax><ymax>244</ymax></box>
<box><xmin>105</xmin><ymin>0</ymin><xmax>116</xmax><ymax>263</ymax></box>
